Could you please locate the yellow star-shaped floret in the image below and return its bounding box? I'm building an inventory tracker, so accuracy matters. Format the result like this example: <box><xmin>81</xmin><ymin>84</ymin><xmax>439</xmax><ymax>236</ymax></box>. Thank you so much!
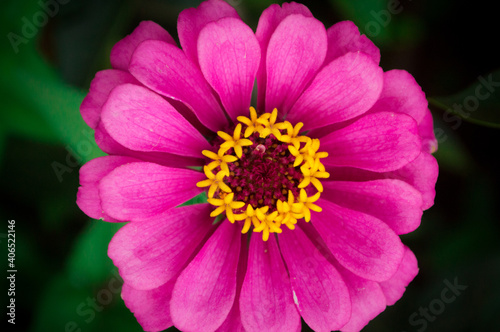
<box><xmin>207</xmin><ymin>192</ymin><xmax>245</xmax><ymax>223</ymax></box>
<box><xmin>258</xmin><ymin>108</ymin><xmax>287</xmax><ymax>139</ymax></box>
<box><xmin>275</xmin><ymin>191</ymin><xmax>300</xmax><ymax>230</ymax></box>
<box><xmin>218</xmin><ymin>123</ymin><xmax>253</xmax><ymax>158</ymax></box>
<box><xmin>253</xmin><ymin>206</ymin><xmax>282</xmax><ymax>241</ymax></box>
<box><xmin>237</xmin><ymin>107</ymin><xmax>266</xmax><ymax>138</ymax></box>
<box><xmin>278</xmin><ymin>121</ymin><xmax>308</xmax><ymax>149</ymax></box>
<box><xmin>202</xmin><ymin>149</ymin><xmax>238</xmax><ymax>174</ymax></box>
<box><xmin>196</xmin><ymin>166</ymin><xmax>231</xmax><ymax>198</ymax></box>
<box><xmin>298</xmin><ymin>157</ymin><xmax>330</xmax><ymax>192</ymax></box>
<box><xmin>291</xmin><ymin>189</ymin><xmax>322</xmax><ymax>222</ymax></box>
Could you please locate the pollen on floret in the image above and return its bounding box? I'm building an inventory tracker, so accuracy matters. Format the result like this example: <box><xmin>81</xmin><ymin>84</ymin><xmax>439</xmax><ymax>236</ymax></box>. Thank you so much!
<box><xmin>199</xmin><ymin>107</ymin><xmax>329</xmax><ymax>240</ymax></box>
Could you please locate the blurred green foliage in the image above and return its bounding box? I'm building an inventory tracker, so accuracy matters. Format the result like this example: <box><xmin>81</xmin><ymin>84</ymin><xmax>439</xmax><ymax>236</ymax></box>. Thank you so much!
<box><xmin>0</xmin><ymin>0</ymin><xmax>499</xmax><ymax>332</ymax></box>
<box><xmin>430</xmin><ymin>69</ymin><xmax>500</xmax><ymax>128</ymax></box>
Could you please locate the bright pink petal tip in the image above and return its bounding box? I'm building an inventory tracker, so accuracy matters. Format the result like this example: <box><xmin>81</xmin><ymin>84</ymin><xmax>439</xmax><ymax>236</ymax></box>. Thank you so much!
<box><xmin>379</xmin><ymin>246</ymin><xmax>419</xmax><ymax>305</ymax></box>
<box><xmin>389</xmin><ymin>152</ymin><xmax>439</xmax><ymax>210</ymax></box>
<box><xmin>370</xmin><ymin>69</ymin><xmax>428</xmax><ymax>124</ymax></box>
<box><xmin>77</xmin><ymin>155</ymin><xmax>139</xmax><ymax>222</ymax></box>
<box><xmin>336</xmin><ymin>264</ymin><xmax>386</xmax><ymax>332</ymax></box>
<box><xmin>80</xmin><ymin>69</ymin><xmax>139</xmax><ymax>129</ymax></box>
<box><xmin>419</xmin><ymin>109</ymin><xmax>439</xmax><ymax>154</ymax></box>
<box><xmin>324</xmin><ymin>20</ymin><xmax>381</xmax><ymax>66</ymax></box>
<box><xmin>255</xmin><ymin>2</ymin><xmax>313</xmax><ymax>110</ymax></box>
<box><xmin>178</xmin><ymin>0</ymin><xmax>240</xmax><ymax>68</ymax></box>
<box><xmin>110</xmin><ymin>20</ymin><xmax>176</xmax><ymax>71</ymax></box>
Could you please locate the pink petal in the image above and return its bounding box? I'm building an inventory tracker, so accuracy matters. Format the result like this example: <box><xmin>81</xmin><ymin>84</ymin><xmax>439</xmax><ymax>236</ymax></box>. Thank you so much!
<box><xmin>307</xmin><ymin>119</ymin><xmax>359</xmax><ymax>139</ymax></box>
<box><xmin>99</xmin><ymin>162</ymin><xmax>205</xmax><ymax>221</ymax></box>
<box><xmin>279</xmin><ymin>226</ymin><xmax>351</xmax><ymax>332</ymax></box>
<box><xmin>198</xmin><ymin>17</ymin><xmax>261</xmax><ymax>120</ymax></box>
<box><xmin>80</xmin><ymin>69</ymin><xmax>139</xmax><ymax>129</ymax></box>
<box><xmin>255</xmin><ymin>2</ymin><xmax>313</xmax><ymax>110</ymax></box>
<box><xmin>101</xmin><ymin>83</ymin><xmax>210</xmax><ymax>158</ymax></box>
<box><xmin>312</xmin><ymin>199</ymin><xmax>404</xmax><ymax>282</ymax></box>
<box><xmin>321</xmin><ymin>112</ymin><xmax>421</xmax><ymax>172</ymax></box>
<box><xmin>108</xmin><ymin>204</ymin><xmax>214</xmax><ymax>290</ymax></box>
<box><xmin>322</xmin><ymin>179</ymin><xmax>423</xmax><ymax>235</ymax></box>
<box><xmin>170</xmin><ymin>221</ymin><xmax>242</xmax><ymax>332</ymax></box>
<box><xmin>325</xmin><ymin>165</ymin><xmax>385</xmax><ymax>182</ymax></box>
<box><xmin>168</xmin><ymin>98</ymin><xmax>214</xmax><ymax>138</ymax></box>
<box><xmin>240</xmin><ymin>235</ymin><xmax>300</xmax><ymax>332</ymax></box>
<box><xmin>110</xmin><ymin>21</ymin><xmax>176</xmax><ymax>71</ymax></box>
<box><xmin>335</xmin><ymin>264</ymin><xmax>386</xmax><ymax>332</ymax></box>
<box><xmin>369</xmin><ymin>70</ymin><xmax>428</xmax><ymax>124</ymax></box>
<box><xmin>287</xmin><ymin>52</ymin><xmax>383</xmax><ymax>130</ymax></box>
<box><xmin>94</xmin><ymin>122</ymin><xmax>204</xmax><ymax>169</ymax></box>
<box><xmin>324</xmin><ymin>20</ymin><xmax>380</xmax><ymax>66</ymax></box>
<box><xmin>217</xmin><ymin>236</ymin><xmax>248</xmax><ymax>332</ymax></box>
<box><xmin>265</xmin><ymin>14</ymin><xmax>327</xmax><ymax>115</ymax></box>
<box><xmin>216</xmin><ymin>306</ymin><xmax>245</xmax><ymax>332</ymax></box>
<box><xmin>419</xmin><ymin>109</ymin><xmax>438</xmax><ymax>154</ymax></box>
<box><xmin>177</xmin><ymin>0</ymin><xmax>240</xmax><ymax>68</ymax></box>
<box><xmin>77</xmin><ymin>155</ymin><xmax>139</xmax><ymax>222</ymax></box>
<box><xmin>379</xmin><ymin>246</ymin><xmax>419</xmax><ymax>305</ymax></box>
<box><xmin>129</xmin><ymin>40</ymin><xmax>227</xmax><ymax>132</ymax></box>
<box><xmin>121</xmin><ymin>279</ymin><xmax>176</xmax><ymax>332</ymax></box>
<box><xmin>327</xmin><ymin>152</ymin><xmax>438</xmax><ymax>211</ymax></box>
<box><xmin>388</xmin><ymin>152</ymin><xmax>438</xmax><ymax>210</ymax></box>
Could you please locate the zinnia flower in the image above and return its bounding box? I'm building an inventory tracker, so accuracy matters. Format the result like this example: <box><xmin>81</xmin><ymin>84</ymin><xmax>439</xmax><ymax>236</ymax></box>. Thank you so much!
<box><xmin>76</xmin><ymin>1</ymin><xmax>438</xmax><ymax>331</ymax></box>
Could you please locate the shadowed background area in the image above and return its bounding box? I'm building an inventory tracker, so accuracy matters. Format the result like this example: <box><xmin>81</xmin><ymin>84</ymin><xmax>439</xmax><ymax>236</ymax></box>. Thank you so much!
<box><xmin>0</xmin><ymin>0</ymin><xmax>499</xmax><ymax>331</ymax></box>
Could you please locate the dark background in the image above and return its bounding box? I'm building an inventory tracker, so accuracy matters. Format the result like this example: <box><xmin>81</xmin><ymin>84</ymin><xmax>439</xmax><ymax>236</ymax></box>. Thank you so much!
<box><xmin>1</xmin><ymin>0</ymin><xmax>499</xmax><ymax>331</ymax></box>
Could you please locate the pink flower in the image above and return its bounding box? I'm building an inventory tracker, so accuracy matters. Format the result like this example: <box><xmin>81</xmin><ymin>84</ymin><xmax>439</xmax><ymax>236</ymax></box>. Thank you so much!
<box><xmin>76</xmin><ymin>1</ymin><xmax>438</xmax><ymax>331</ymax></box>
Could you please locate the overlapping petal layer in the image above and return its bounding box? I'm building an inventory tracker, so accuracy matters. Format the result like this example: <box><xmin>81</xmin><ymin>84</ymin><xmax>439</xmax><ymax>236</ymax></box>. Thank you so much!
<box><xmin>108</xmin><ymin>204</ymin><xmax>214</xmax><ymax>289</ymax></box>
<box><xmin>279</xmin><ymin>226</ymin><xmax>351</xmax><ymax>332</ymax></box>
<box><xmin>99</xmin><ymin>162</ymin><xmax>205</xmax><ymax>221</ymax></box>
<box><xmin>129</xmin><ymin>40</ymin><xmax>227</xmax><ymax>132</ymax></box>
<box><xmin>170</xmin><ymin>220</ymin><xmax>242</xmax><ymax>332</ymax></box>
<box><xmin>101</xmin><ymin>84</ymin><xmax>211</xmax><ymax>158</ymax></box>
<box><xmin>240</xmin><ymin>236</ymin><xmax>300</xmax><ymax>332</ymax></box>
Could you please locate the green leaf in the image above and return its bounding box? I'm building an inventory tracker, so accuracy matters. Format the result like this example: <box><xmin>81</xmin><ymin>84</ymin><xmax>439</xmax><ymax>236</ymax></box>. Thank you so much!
<box><xmin>0</xmin><ymin>53</ymin><xmax>105</xmax><ymax>163</ymax></box>
<box><xmin>0</xmin><ymin>95</ymin><xmax>60</xmax><ymax>144</ymax></box>
<box><xmin>429</xmin><ymin>69</ymin><xmax>500</xmax><ymax>128</ymax></box>
<box><xmin>31</xmin><ymin>275</ymin><xmax>91</xmax><ymax>332</ymax></box>
<box><xmin>66</xmin><ymin>220</ymin><xmax>124</xmax><ymax>287</ymax></box>
<box><xmin>179</xmin><ymin>192</ymin><xmax>208</xmax><ymax>206</ymax></box>
<box><xmin>1</xmin><ymin>2</ymin><xmax>105</xmax><ymax>163</ymax></box>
